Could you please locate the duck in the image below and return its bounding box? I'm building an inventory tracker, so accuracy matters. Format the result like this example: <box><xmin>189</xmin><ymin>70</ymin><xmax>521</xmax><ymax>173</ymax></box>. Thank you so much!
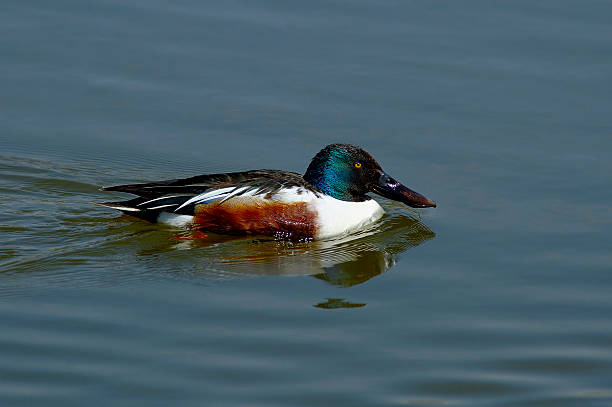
<box><xmin>98</xmin><ymin>143</ymin><xmax>436</xmax><ymax>240</ymax></box>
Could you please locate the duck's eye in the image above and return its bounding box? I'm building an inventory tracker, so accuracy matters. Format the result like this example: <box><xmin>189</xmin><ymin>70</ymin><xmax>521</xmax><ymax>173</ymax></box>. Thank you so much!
<box><xmin>354</xmin><ymin>162</ymin><xmax>362</xmax><ymax>168</ymax></box>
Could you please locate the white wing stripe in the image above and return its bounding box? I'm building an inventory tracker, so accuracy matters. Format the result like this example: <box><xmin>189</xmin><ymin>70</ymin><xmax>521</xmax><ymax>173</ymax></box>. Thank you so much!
<box><xmin>172</xmin><ymin>184</ymin><xmax>303</xmax><ymax>212</ymax></box>
<box><xmin>174</xmin><ymin>187</ymin><xmax>235</xmax><ymax>211</ymax></box>
<box><xmin>218</xmin><ymin>186</ymin><xmax>251</xmax><ymax>204</ymax></box>
<box><xmin>137</xmin><ymin>195</ymin><xmax>185</xmax><ymax>206</ymax></box>
<box><xmin>148</xmin><ymin>204</ymin><xmax>180</xmax><ymax>210</ymax></box>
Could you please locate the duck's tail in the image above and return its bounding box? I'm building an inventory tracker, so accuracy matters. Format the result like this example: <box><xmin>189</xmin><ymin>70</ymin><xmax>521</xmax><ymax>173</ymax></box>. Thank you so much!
<box><xmin>94</xmin><ymin>196</ymin><xmax>179</xmax><ymax>222</ymax></box>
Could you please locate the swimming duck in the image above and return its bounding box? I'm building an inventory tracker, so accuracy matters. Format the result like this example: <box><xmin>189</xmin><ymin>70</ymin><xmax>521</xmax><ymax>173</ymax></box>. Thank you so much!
<box><xmin>99</xmin><ymin>143</ymin><xmax>436</xmax><ymax>240</ymax></box>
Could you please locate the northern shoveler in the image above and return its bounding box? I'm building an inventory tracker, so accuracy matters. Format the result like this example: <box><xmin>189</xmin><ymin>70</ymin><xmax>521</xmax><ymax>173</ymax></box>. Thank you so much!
<box><xmin>99</xmin><ymin>143</ymin><xmax>436</xmax><ymax>240</ymax></box>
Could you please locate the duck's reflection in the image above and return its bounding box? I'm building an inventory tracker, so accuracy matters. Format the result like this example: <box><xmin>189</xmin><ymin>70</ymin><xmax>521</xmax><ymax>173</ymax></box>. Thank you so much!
<box><xmin>152</xmin><ymin>213</ymin><xmax>435</xmax><ymax>290</ymax></box>
<box><xmin>310</xmin><ymin>215</ymin><xmax>435</xmax><ymax>287</ymax></box>
<box><xmin>314</xmin><ymin>298</ymin><xmax>366</xmax><ymax>309</ymax></box>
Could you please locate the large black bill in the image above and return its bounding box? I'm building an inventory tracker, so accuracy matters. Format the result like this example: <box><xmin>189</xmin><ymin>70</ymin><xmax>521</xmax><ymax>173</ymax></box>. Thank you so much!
<box><xmin>370</xmin><ymin>171</ymin><xmax>436</xmax><ymax>208</ymax></box>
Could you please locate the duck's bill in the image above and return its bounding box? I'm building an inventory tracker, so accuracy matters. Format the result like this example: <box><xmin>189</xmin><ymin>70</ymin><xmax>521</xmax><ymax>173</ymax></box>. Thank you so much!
<box><xmin>370</xmin><ymin>171</ymin><xmax>437</xmax><ymax>208</ymax></box>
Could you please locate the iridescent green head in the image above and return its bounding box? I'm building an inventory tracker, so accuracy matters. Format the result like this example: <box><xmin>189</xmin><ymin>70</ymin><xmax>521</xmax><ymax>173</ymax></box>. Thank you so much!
<box><xmin>303</xmin><ymin>143</ymin><xmax>436</xmax><ymax>208</ymax></box>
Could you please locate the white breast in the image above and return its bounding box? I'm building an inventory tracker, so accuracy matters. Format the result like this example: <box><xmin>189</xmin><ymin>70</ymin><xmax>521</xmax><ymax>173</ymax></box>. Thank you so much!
<box><xmin>311</xmin><ymin>195</ymin><xmax>384</xmax><ymax>239</ymax></box>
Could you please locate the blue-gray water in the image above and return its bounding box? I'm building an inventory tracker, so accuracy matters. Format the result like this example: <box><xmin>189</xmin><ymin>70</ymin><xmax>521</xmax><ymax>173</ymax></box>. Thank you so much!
<box><xmin>1</xmin><ymin>1</ymin><xmax>611</xmax><ymax>406</ymax></box>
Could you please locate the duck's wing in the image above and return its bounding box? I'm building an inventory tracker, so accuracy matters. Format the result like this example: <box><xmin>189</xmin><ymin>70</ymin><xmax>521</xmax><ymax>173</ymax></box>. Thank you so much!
<box><xmin>98</xmin><ymin>170</ymin><xmax>319</xmax><ymax>219</ymax></box>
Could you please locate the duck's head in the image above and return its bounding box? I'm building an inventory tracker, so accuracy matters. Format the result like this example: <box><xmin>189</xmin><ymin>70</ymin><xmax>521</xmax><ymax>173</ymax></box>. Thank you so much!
<box><xmin>303</xmin><ymin>143</ymin><xmax>436</xmax><ymax>208</ymax></box>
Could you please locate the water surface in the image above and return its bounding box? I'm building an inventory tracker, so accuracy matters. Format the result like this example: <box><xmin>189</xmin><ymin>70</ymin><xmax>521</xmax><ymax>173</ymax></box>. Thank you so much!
<box><xmin>1</xmin><ymin>1</ymin><xmax>611</xmax><ymax>406</ymax></box>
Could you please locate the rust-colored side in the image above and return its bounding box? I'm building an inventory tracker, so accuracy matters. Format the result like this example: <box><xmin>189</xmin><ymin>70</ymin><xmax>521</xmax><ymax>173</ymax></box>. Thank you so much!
<box><xmin>193</xmin><ymin>199</ymin><xmax>317</xmax><ymax>239</ymax></box>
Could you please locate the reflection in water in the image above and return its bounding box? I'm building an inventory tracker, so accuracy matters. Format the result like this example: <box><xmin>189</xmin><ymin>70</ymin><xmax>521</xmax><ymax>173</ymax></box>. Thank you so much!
<box><xmin>313</xmin><ymin>250</ymin><xmax>392</xmax><ymax>288</ymax></box>
<box><xmin>311</xmin><ymin>216</ymin><xmax>435</xmax><ymax>287</ymax></box>
<box><xmin>150</xmin><ymin>210</ymin><xmax>435</xmax><ymax>290</ymax></box>
<box><xmin>314</xmin><ymin>298</ymin><xmax>366</xmax><ymax>309</ymax></box>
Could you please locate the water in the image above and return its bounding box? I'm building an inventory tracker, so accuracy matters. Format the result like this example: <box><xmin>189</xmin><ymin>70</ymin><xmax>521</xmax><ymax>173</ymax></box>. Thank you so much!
<box><xmin>1</xmin><ymin>1</ymin><xmax>611</xmax><ymax>405</ymax></box>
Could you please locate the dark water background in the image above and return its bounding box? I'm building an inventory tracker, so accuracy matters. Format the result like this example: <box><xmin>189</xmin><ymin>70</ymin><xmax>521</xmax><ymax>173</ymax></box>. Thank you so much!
<box><xmin>1</xmin><ymin>1</ymin><xmax>611</xmax><ymax>406</ymax></box>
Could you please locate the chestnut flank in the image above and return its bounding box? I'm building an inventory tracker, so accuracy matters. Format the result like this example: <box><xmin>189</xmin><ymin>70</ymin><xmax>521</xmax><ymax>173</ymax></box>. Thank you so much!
<box><xmin>193</xmin><ymin>200</ymin><xmax>317</xmax><ymax>239</ymax></box>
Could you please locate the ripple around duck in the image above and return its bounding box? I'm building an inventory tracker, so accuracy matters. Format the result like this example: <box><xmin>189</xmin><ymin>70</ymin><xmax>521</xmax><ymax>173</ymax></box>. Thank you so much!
<box><xmin>0</xmin><ymin>153</ymin><xmax>436</xmax><ymax>294</ymax></box>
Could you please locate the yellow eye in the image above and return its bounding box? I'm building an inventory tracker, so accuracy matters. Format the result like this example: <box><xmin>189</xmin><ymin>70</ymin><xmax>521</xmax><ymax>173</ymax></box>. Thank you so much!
<box><xmin>354</xmin><ymin>162</ymin><xmax>362</xmax><ymax>168</ymax></box>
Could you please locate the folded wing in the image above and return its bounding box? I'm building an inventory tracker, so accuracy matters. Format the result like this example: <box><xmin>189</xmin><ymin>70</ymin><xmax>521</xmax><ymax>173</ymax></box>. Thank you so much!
<box><xmin>98</xmin><ymin>170</ymin><xmax>318</xmax><ymax>220</ymax></box>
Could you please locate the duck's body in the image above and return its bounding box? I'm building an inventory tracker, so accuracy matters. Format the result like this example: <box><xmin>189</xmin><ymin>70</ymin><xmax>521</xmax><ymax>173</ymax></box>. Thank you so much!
<box><xmin>99</xmin><ymin>144</ymin><xmax>435</xmax><ymax>240</ymax></box>
<box><xmin>102</xmin><ymin>169</ymin><xmax>384</xmax><ymax>239</ymax></box>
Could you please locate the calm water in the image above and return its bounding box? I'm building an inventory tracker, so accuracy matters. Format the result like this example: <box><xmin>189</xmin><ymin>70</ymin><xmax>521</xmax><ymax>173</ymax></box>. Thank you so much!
<box><xmin>1</xmin><ymin>1</ymin><xmax>612</xmax><ymax>406</ymax></box>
